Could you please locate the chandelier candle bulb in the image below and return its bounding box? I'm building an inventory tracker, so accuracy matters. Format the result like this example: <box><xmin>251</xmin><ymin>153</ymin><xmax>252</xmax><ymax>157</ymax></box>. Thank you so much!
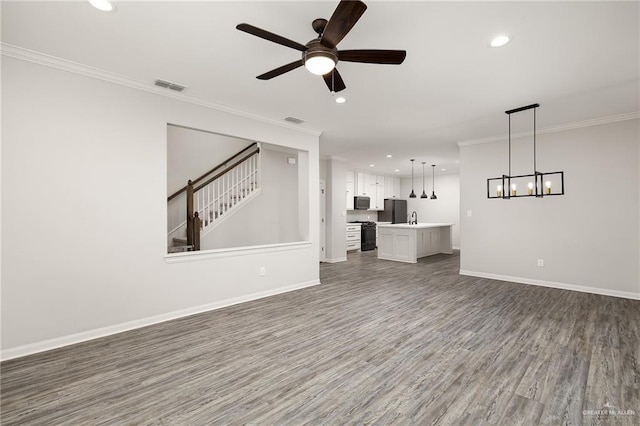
<box><xmin>511</xmin><ymin>183</ymin><xmax>517</xmax><ymax>196</ymax></box>
<box><xmin>497</xmin><ymin>185</ymin><xmax>502</xmax><ymax>197</ymax></box>
<box><xmin>528</xmin><ymin>182</ymin><xmax>534</xmax><ymax>195</ymax></box>
<box><xmin>545</xmin><ymin>180</ymin><xmax>552</xmax><ymax>194</ymax></box>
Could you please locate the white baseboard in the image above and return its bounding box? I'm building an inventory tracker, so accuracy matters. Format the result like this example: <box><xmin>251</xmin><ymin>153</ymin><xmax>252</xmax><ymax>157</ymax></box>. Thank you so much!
<box><xmin>1</xmin><ymin>279</ymin><xmax>321</xmax><ymax>361</ymax></box>
<box><xmin>459</xmin><ymin>270</ymin><xmax>640</xmax><ymax>300</ymax></box>
<box><xmin>452</xmin><ymin>245</ymin><xmax>460</xmax><ymax>250</ymax></box>
<box><xmin>324</xmin><ymin>257</ymin><xmax>347</xmax><ymax>263</ymax></box>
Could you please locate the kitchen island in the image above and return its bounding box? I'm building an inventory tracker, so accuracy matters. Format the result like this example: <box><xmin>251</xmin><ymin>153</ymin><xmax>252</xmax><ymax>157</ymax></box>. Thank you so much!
<box><xmin>377</xmin><ymin>223</ymin><xmax>453</xmax><ymax>263</ymax></box>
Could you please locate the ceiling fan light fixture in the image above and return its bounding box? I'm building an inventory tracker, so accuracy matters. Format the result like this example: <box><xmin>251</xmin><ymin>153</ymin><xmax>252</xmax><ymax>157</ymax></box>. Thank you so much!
<box><xmin>89</xmin><ymin>0</ymin><xmax>116</xmax><ymax>12</ymax></box>
<box><xmin>304</xmin><ymin>52</ymin><xmax>336</xmax><ymax>76</ymax></box>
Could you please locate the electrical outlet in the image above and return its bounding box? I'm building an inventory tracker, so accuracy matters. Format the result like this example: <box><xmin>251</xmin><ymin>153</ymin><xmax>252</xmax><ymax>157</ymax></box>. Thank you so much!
<box><xmin>537</xmin><ymin>259</ymin><xmax>544</xmax><ymax>267</ymax></box>
<box><xmin>260</xmin><ymin>267</ymin><xmax>266</xmax><ymax>276</ymax></box>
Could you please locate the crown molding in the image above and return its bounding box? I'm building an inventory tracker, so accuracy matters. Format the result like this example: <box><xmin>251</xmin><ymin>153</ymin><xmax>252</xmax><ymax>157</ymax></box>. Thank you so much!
<box><xmin>457</xmin><ymin>111</ymin><xmax>640</xmax><ymax>147</ymax></box>
<box><xmin>1</xmin><ymin>43</ymin><xmax>323</xmax><ymax>137</ymax></box>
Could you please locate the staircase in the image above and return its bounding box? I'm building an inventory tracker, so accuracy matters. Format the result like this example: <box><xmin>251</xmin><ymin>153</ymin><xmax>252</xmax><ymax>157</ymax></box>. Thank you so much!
<box><xmin>167</xmin><ymin>143</ymin><xmax>261</xmax><ymax>252</ymax></box>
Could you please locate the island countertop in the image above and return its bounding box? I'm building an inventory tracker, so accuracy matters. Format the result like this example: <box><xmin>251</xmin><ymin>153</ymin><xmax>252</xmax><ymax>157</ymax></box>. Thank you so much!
<box><xmin>377</xmin><ymin>223</ymin><xmax>454</xmax><ymax>229</ymax></box>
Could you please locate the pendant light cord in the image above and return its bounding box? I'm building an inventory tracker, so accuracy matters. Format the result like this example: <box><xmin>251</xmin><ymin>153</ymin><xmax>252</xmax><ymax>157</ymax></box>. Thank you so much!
<box><xmin>430</xmin><ymin>164</ymin><xmax>437</xmax><ymax>199</ymax></box>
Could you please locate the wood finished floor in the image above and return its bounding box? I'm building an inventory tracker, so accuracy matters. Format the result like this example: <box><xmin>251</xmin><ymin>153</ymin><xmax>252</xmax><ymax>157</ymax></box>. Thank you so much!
<box><xmin>1</xmin><ymin>250</ymin><xmax>639</xmax><ymax>425</ymax></box>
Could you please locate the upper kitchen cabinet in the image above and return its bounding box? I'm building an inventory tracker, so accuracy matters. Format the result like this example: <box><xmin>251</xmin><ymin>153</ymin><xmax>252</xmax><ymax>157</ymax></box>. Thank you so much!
<box><xmin>347</xmin><ymin>170</ymin><xmax>401</xmax><ymax>211</ymax></box>
<box><xmin>346</xmin><ymin>170</ymin><xmax>355</xmax><ymax>210</ymax></box>
<box><xmin>384</xmin><ymin>176</ymin><xmax>401</xmax><ymax>199</ymax></box>
<box><xmin>356</xmin><ymin>172</ymin><xmax>367</xmax><ymax>196</ymax></box>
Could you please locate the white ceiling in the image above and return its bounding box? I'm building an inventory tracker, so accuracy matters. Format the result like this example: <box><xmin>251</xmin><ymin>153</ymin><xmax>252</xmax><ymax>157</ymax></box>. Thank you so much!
<box><xmin>2</xmin><ymin>1</ymin><xmax>639</xmax><ymax>176</ymax></box>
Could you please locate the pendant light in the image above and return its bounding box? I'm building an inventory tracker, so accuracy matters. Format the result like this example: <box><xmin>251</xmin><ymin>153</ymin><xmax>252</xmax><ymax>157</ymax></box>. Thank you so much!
<box><xmin>430</xmin><ymin>164</ymin><xmax>438</xmax><ymax>199</ymax></box>
<box><xmin>420</xmin><ymin>162</ymin><xmax>428</xmax><ymax>198</ymax></box>
<box><xmin>409</xmin><ymin>159</ymin><xmax>416</xmax><ymax>198</ymax></box>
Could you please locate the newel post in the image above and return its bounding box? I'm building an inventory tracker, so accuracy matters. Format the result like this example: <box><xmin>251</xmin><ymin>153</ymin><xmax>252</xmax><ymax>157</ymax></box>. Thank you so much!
<box><xmin>193</xmin><ymin>212</ymin><xmax>201</xmax><ymax>251</ymax></box>
<box><xmin>186</xmin><ymin>179</ymin><xmax>194</xmax><ymax>247</ymax></box>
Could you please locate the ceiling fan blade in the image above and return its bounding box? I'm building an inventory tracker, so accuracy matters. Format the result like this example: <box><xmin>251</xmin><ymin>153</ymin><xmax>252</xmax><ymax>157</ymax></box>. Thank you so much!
<box><xmin>257</xmin><ymin>60</ymin><xmax>304</xmax><ymax>80</ymax></box>
<box><xmin>236</xmin><ymin>23</ymin><xmax>308</xmax><ymax>52</ymax></box>
<box><xmin>320</xmin><ymin>0</ymin><xmax>367</xmax><ymax>49</ymax></box>
<box><xmin>322</xmin><ymin>69</ymin><xmax>346</xmax><ymax>93</ymax></box>
<box><xmin>338</xmin><ymin>49</ymin><xmax>407</xmax><ymax>64</ymax></box>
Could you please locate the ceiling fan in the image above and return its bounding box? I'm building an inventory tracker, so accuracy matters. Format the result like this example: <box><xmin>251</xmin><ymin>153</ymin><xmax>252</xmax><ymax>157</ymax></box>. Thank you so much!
<box><xmin>236</xmin><ymin>0</ymin><xmax>406</xmax><ymax>93</ymax></box>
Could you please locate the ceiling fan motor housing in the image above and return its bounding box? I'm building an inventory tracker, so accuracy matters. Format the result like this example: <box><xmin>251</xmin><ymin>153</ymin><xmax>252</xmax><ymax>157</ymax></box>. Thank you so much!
<box><xmin>303</xmin><ymin>39</ymin><xmax>338</xmax><ymax>72</ymax></box>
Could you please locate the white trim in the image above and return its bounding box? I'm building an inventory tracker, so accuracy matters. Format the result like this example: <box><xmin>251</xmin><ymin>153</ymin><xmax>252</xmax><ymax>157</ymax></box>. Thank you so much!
<box><xmin>324</xmin><ymin>257</ymin><xmax>347</xmax><ymax>263</ymax></box>
<box><xmin>165</xmin><ymin>240</ymin><xmax>312</xmax><ymax>263</ymax></box>
<box><xmin>0</xmin><ymin>43</ymin><xmax>322</xmax><ymax>137</ymax></box>
<box><xmin>1</xmin><ymin>278</ymin><xmax>321</xmax><ymax>361</ymax></box>
<box><xmin>452</xmin><ymin>245</ymin><xmax>460</xmax><ymax>250</ymax></box>
<box><xmin>459</xmin><ymin>269</ymin><xmax>640</xmax><ymax>301</ymax></box>
<box><xmin>457</xmin><ymin>111</ymin><xmax>640</xmax><ymax>147</ymax></box>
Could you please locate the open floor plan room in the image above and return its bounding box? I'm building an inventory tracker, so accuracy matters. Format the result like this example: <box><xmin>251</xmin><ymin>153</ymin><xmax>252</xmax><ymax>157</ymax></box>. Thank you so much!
<box><xmin>2</xmin><ymin>251</ymin><xmax>638</xmax><ymax>424</ymax></box>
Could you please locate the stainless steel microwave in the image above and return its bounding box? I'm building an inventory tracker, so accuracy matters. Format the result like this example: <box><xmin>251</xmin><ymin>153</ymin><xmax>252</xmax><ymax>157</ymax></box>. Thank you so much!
<box><xmin>354</xmin><ymin>196</ymin><xmax>370</xmax><ymax>210</ymax></box>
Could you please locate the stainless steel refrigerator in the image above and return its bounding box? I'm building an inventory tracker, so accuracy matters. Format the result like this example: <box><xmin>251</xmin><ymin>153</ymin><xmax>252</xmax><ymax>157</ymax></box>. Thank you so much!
<box><xmin>378</xmin><ymin>199</ymin><xmax>407</xmax><ymax>224</ymax></box>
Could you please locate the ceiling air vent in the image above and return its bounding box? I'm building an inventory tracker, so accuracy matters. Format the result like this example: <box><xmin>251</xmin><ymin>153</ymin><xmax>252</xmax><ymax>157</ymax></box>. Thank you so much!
<box><xmin>284</xmin><ymin>116</ymin><xmax>305</xmax><ymax>124</ymax></box>
<box><xmin>154</xmin><ymin>79</ymin><xmax>187</xmax><ymax>92</ymax></box>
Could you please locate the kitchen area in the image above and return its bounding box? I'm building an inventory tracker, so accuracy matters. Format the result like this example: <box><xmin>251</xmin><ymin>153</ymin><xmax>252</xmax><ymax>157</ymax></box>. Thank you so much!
<box><xmin>345</xmin><ymin>170</ymin><xmax>454</xmax><ymax>264</ymax></box>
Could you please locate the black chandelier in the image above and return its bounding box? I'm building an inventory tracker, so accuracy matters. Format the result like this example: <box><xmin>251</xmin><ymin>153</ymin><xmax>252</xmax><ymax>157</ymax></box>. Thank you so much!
<box><xmin>487</xmin><ymin>103</ymin><xmax>564</xmax><ymax>199</ymax></box>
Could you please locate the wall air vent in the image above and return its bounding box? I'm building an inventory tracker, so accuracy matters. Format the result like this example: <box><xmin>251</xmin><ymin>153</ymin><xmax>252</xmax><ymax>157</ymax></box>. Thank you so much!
<box><xmin>284</xmin><ymin>116</ymin><xmax>305</xmax><ymax>124</ymax></box>
<box><xmin>154</xmin><ymin>79</ymin><xmax>187</xmax><ymax>92</ymax></box>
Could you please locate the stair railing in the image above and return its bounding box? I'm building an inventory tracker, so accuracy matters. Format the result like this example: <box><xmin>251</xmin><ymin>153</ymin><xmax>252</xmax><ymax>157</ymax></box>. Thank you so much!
<box><xmin>172</xmin><ymin>143</ymin><xmax>260</xmax><ymax>251</ymax></box>
<box><xmin>168</xmin><ymin>142</ymin><xmax>259</xmax><ymax>202</ymax></box>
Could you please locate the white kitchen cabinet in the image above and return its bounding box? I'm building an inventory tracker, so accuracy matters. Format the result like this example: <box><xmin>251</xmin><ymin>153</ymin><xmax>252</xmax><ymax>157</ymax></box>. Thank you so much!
<box><xmin>374</xmin><ymin>184</ymin><xmax>385</xmax><ymax>210</ymax></box>
<box><xmin>346</xmin><ymin>223</ymin><xmax>361</xmax><ymax>251</ymax></box>
<box><xmin>384</xmin><ymin>176</ymin><xmax>401</xmax><ymax>199</ymax></box>
<box><xmin>346</xmin><ymin>170</ymin><xmax>355</xmax><ymax>210</ymax></box>
<box><xmin>364</xmin><ymin>173</ymin><xmax>377</xmax><ymax>188</ymax></box>
<box><xmin>417</xmin><ymin>228</ymin><xmax>441</xmax><ymax>258</ymax></box>
<box><xmin>384</xmin><ymin>176</ymin><xmax>395</xmax><ymax>199</ymax></box>
<box><xmin>346</xmin><ymin>170</ymin><xmax>355</xmax><ymax>183</ymax></box>
<box><xmin>346</xmin><ymin>181</ymin><xmax>354</xmax><ymax>210</ymax></box>
<box><xmin>377</xmin><ymin>223</ymin><xmax>453</xmax><ymax>263</ymax></box>
<box><xmin>364</xmin><ymin>173</ymin><xmax>384</xmax><ymax>210</ymax></box>
<box><xmin>356</xmin><ymin>172</ymin><xmax>367</xmax><ymax>196</ymax></box>
<box><xmin>350</xmin><ymin>171</ymin><xmax>389</xmax><ymax>210</ymax></box>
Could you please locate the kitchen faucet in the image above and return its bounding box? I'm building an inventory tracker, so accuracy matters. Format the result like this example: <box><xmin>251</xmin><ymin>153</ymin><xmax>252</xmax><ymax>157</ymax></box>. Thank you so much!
<box><xmin>410</xmin><ymin>211</ymin><xmax>417</xmax><ymax>225</ymax></box>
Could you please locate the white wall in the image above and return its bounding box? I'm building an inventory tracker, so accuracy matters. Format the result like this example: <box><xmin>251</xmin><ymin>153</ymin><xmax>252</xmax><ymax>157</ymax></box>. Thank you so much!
<box><xmin>400</xmin><ymin>173</ymin><xmax>461</xmax><ymax>248</ymax></box>
<box><xmin>1</xmin><ymin>56</ymin><xmax>320</xmax><ymax>358</ymax></box>
<box><xmin>201</xmin><ymin>147</ymin><xmax>300</xmax><ymax>249</ymax></box>
<box><xmin>459</xmin><ymin>119</ymin><xmax>639</xmax><ymax>299</ymax></box>
<box><xmin>166</xmin><ymin>125</ymin><xmax>252</xmax><ymax>235</ymax></box>
<box><xmin>325</xmin><ymin>158</ymin><xmax>347</xmax><ymax>262</ymax></box>
<box><xmin>166</xmin><ymin>125</ymin><xmax>250</xmax><ymax>195</ymax></box>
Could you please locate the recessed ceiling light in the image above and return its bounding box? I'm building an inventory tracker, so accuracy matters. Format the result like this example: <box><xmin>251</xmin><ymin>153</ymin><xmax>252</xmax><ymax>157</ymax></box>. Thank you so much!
<box><xmin>335</xmin><ymin>96</ymin><xmax>346</xmax><ymax>104</ymax></box>
<box><xmin>89</xmin><ymin>0</ymin><xmax>116</xmax><ymax>12</ymax></box>
<box><xmin>490</xmin><ymin>34</ymin><xmax>510</xmax><ymax>47</ymax></box>
<box><xmin>394</xmin><ymin>169</ymin><xmax>400</xmax><ymax>172</ymax></box>
<box><xmin>369</xmin><ymin>164</ymin><xmax>375</xmax><ymax>167</ymax></box>
<box><xmin>441</xmin><ymin>168</ymin><xmax>446</xmax><ymax>171</ymax></box>
<box><xmin>386</xmin><ymin>154</ymin><xmax>392</xmax><ymax>158</ymax></box>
